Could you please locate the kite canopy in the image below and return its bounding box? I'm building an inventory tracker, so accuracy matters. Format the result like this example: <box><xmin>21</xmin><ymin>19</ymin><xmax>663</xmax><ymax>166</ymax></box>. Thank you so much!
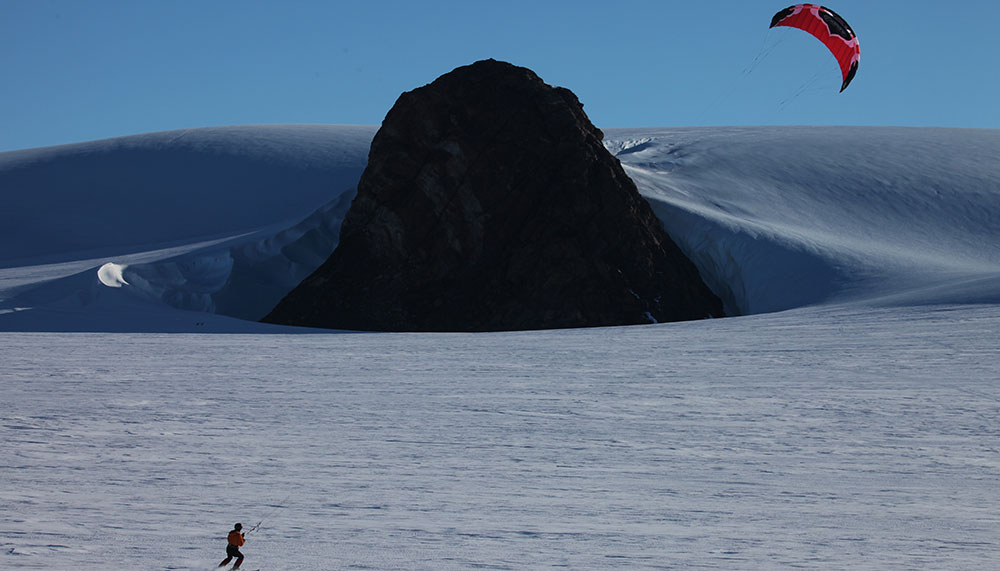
<box><xmin>770</xmin><ymin>4</ymin><xmax>860</xmax><ymax>92</ymax></box>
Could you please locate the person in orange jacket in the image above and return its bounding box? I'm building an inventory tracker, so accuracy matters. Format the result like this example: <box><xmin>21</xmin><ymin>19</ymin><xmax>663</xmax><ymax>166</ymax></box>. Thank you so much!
<box><xmin>219</xmin><ymin>522</ymin><xmax>246</xmax><ymax>569</ymax></box>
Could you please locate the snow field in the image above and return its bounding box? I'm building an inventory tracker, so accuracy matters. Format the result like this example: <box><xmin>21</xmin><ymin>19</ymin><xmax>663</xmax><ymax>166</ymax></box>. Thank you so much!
<box><xmin>2</xmin><ymin>304</ymin><xmax>999</xmax><ymax>569</ymax></box>
<box><xmin>1</xmin><ymin>124</ymin><xmax>999</xmax><ymax>568</ymax></box>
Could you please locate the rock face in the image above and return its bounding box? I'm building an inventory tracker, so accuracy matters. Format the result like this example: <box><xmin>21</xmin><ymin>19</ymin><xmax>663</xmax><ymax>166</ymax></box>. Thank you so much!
<box><xmin>263</xmin><ymin>59</ymin><xmax>723</xmax><ymax>331</ymax></box>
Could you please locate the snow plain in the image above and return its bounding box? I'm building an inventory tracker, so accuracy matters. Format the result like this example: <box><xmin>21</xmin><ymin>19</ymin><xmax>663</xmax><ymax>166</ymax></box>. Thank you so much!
<box><xmin>1</xmin><ymin>125</ymin><xmax>999</xmax><ymax>569</ymax></box>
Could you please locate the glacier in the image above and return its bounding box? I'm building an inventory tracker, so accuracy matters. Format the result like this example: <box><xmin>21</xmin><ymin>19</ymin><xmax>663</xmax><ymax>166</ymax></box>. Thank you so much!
<box><xmin>2</xmin><ymin>125</ymin><xmax>998</xmax><ymax>330</ymax></box>
<box><xmin>1</xmin><ymin>125</ymin><xmax>998</xmax><ymax>569</ymax></box>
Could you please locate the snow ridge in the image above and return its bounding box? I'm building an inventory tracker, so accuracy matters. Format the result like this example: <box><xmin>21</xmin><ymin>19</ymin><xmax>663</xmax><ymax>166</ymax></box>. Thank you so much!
<box><xmin>607</xmin><ymin>126</ymin><xmax>1000</xmax><ymax>314</ymax></box>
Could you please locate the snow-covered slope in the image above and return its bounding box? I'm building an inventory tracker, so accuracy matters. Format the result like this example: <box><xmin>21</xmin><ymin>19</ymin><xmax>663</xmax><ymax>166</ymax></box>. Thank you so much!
<box><xmin>0</xmin><ymin>125</ymin><xmax>376</xmax><ymax>330</ymax></box>
<box><xmin>0</xmin><ymin>125</ymin><xmax>375</xmax><ymax>265</ymax></box>
<box><xmin>607</xmin><ymin>127</ymin><xmax>1000</xmax><ymax>314</ymax></box>
<box><xmin>1</xmin><ymin>124</ymin><xmax>998</xmax><ymax>331</ymax></box>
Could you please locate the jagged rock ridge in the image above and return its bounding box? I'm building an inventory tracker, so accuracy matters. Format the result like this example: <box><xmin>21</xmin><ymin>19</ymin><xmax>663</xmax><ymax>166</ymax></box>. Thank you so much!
<box><xmin>264</xmin><ymin>59</ymin><xmax>723</xmax><ymax>331</ymax></box>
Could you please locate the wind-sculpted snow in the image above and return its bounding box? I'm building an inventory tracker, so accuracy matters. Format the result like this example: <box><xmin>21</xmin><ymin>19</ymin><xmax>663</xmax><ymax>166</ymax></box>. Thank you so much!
<box><xmin>619</xmin><ymin>127</ymin><xmax>1000</xmax><ymax>309</ymax></box>
<box><xmin>606</xmin><ymin>127</ymin><xmax>1000</xmax><ymax>314</ymax></box>
<box><xmin>0</xmin><ymin>124</ymin><xmax>375</xmax><ymax>265</ymax></box>
<box><xmin>0</xmin><ymin>191</ymin><xmax>357</xmax><ymax>330</ymax></box>
<box><xmin>121</xmin><ymin>187</ymin><xmax>357</xmax><ymax>321</ymax></box>
<box><xmin>0</xmin><ymin>125</ymin><xmax>376</xmax><ymax>330</ymax></box>
<box><xmin>1</xmin><ymin>124</ymin><xmax>999</xmax><ymax>330</ymax></box>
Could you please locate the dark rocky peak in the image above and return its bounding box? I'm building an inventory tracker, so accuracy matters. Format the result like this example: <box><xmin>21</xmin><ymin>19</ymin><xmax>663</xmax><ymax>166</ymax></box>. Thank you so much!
<box><xmin>263</xmin><ymin>59</ymin><xmax>723</xmax><ymax>331</ymax></box>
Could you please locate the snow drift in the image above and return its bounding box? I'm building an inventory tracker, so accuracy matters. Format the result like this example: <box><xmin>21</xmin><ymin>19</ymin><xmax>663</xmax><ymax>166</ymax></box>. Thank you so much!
<box><xmin>609</xmin><ymin>126</ymin><xmax>1000</xmax><ymax>314</ymax></box>
<box><xmin>1</xmin><ymin>124</ymin><xmax>998</xmax><ymax>331</ymax></box>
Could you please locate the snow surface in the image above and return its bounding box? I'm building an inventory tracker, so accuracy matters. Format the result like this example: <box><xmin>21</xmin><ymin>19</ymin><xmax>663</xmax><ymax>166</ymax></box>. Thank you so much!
<box><xmin>1</xmin><ymin>124</ymin><xmax>999</xmax><ymax>569</ymax></box>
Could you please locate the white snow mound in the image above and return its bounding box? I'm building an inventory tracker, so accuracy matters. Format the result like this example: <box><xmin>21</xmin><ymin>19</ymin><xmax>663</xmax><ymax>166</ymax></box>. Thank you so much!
<box><xmin>97</xmin><ymin>263</ymin><xmax>129</xmax><ymax>288</ymax></box>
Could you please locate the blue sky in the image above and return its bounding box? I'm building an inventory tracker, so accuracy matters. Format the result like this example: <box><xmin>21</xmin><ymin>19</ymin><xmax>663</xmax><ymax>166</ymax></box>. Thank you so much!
<box><xmin>2</xmin><ymin>0</ymin><xmax>998</xmax><ymax>152</ymax></box>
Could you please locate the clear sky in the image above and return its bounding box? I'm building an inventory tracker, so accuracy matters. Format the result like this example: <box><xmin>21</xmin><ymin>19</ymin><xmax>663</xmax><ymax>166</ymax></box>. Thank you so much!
<box><xmin>2</xmin><ymin>0</ymin><xmax>998</xmax><ymax>152</ymax></box>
